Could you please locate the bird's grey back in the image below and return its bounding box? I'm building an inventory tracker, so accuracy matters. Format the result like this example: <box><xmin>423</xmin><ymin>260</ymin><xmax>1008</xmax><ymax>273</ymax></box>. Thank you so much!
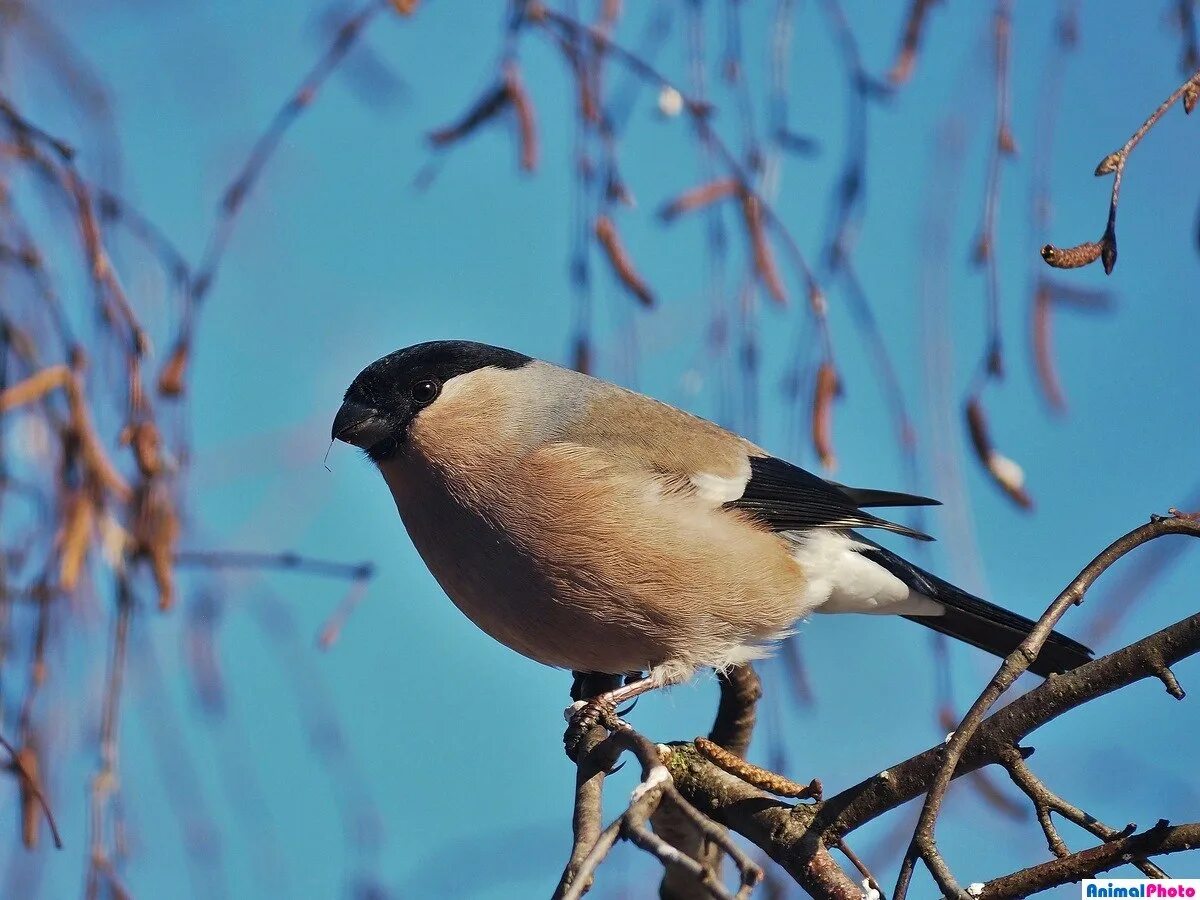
<box><xmin>498</xmin><ymin>360</ymin><xmax>756</xmax><ymax>480</ymax></box>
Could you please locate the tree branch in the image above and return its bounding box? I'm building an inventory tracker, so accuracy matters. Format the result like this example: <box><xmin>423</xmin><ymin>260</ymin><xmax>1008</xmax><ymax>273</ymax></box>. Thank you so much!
<box><xmin>895</xmin><ymin>513</ymin><xmax>1200</xmax><ymax>900</ymax></box>
<box><xmin>979</xmin><ymin>822</ymin><xmax>1200</xmax><ymax>900</ymax></box>
<box><xmin>651</xmin><ymin>514</ymin><xmax>1200</xmax><ymax>900</ymax></box>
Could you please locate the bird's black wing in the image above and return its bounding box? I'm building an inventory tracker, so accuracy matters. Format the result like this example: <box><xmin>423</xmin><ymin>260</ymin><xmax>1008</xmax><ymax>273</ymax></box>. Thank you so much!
<box><xmin>832</xmin><ymin>483</ymin><xmax>941</xmax><ymax>509</ymax></box>
<box><xmin>726</xmin><ymin>456</ymin><xmax>940</xmax><ymax>541</ymax></box>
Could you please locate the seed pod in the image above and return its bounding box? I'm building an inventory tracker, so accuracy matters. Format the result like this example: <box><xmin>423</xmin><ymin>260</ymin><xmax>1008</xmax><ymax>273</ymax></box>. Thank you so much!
<box><xmin>657</xmin><ymin>178</ymin><xmax>739</xmax><ymax>222</ymax></box>
<box><xmin>998</xmin><ymin>125</ymin><xmax>1017</xmax><ymax>156</ymax></box>
<box><xmin>158</xmin><ymin>338</ymin><xmax>190</xmax><ymax>396</ymax></box>
<box><xmin>739</xmin><ymin>191</ymin><xmax>787</xmax><ymax>305</ymax></box>
<box><xmin>812</xmin><ymin>362</ymin><xmax>840</xmax><ymax>471</ymax></box>
<box><xmin>594</xmin><ymin>215</ymin><xmax>655</xmax><ymax>307</ymax></box>
<box><xmin>1031</xmin><ymin>283</ymin><xmax>1066</xmax><ymax>413</ymax></box>
<box><xmin>504</xmin><ymin>63</ymin><xmax>539</xmax><ymax>173</ymax></box>
<box><xmin>597</xmin><ymin>216</ymin><xmax>662</xmax><ymax>309</ymax></box>
<box><xmin>18</xmin><ymin>743</ymin><xmax>41</xmax><ymax>849</ymax></box>
<box><xmin>965</xmin><ymin>398</ymin><xmax>1033</xmax><ymax>509</ymax></box>
<box><xmin>147</xmin><ymin>500</ymin><xmax>179</xmax><ymax>612</ymax></box>
<box><xmin>58</xmin><ymin>491</ymin><xmax>94</xmax><ymax>591</ymax></box>
<box><xmin>316</xmin><ymin>580</ymin><xmax>370</xmax><ymax>651</ymax></box>
<box><xmin>1040</xmin><ymin>241</ymin><xmax>1102</xmax><ymax>270</ymax></box>
<box><xmin>694</xmin><ymin>737</ymin><xmax>822</xmax><ymax>799</ymax></box>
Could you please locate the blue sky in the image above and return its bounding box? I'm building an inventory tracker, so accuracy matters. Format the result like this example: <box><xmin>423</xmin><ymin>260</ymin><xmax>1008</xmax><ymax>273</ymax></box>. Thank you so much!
<box><xmin>5</xmin><ymin>1</ymin><xmax>1199</xmax><ymax>897</ymax></box>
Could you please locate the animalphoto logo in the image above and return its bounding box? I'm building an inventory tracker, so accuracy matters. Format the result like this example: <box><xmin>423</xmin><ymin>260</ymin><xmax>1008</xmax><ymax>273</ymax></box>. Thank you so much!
<box><xmin>1083</xmin><ymin>881</ymin><xmax>1200</xmax><ymax>899</ymax></box>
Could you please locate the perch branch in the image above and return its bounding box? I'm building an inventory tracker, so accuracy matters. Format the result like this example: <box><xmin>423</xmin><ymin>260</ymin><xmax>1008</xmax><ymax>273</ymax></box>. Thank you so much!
<box><xmin>894</xmin><ymin>512</ymin><xmax>1200</xmax><ymax>900</ymax></box>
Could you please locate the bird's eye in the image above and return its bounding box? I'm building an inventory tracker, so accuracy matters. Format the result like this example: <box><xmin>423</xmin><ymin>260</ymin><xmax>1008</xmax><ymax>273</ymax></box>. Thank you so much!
<box><xmin>410</xmin><ymin>378</ymin><xmax>441</xmax><ymax>406</ymax></box>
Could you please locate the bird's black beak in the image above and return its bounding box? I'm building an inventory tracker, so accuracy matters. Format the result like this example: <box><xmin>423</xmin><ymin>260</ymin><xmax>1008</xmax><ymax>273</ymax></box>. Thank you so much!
<box><xmin>332</xmin><ymin>399</ymin><xmax>390</xmax><ymax>450</ymax></box>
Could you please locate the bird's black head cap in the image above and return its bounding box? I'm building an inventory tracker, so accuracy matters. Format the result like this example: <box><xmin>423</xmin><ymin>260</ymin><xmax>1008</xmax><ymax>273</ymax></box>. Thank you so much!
<box><xmin>332</xmin><ymin>340</ymin><xmax>532</xmax><ymax>461</ymax></box>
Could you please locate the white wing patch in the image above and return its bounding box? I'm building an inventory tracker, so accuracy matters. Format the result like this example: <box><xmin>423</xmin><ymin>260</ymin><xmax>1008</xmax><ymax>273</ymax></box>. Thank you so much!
<box><xmin>689</xmin><ymin>467</ymin><xmax>750</xmax><ymax>504</ymax></box>
<box><xmin>787</xmin><ymin>530</ymin><xmax>944</xmax><ymax>617</ymax></box>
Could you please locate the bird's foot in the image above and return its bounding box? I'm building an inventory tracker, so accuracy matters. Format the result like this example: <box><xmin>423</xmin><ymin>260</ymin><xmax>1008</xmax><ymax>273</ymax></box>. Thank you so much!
<box><xmin>563</xmin><ymin>696</ymin><xmax>619</xmax><ymax>760</ymax></box>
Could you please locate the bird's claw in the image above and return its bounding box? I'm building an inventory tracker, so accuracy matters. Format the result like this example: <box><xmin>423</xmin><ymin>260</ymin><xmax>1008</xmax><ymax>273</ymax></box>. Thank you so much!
<box><xmin>563</xmin><ymin>696</ymin><xmax>618</xmax><ymax>760</ymax></box>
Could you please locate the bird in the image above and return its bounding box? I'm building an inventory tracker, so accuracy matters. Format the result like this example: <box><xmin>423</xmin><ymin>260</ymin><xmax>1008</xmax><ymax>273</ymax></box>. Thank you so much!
<box><xmin>332</xmin><ymin>340</ymin><xmax>1092</xmax><ymax>743</ymax></box>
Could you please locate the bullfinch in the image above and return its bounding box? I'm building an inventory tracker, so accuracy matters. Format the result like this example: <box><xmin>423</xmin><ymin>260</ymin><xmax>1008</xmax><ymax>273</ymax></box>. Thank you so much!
<box><xmin>332</xmin><ymin>340</ymin><xmax>1091</xmax><ymax>736</ymax></box>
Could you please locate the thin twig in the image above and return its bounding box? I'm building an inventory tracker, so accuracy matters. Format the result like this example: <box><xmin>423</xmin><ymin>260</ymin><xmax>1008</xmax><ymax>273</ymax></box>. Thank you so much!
<box><xmin>894</xmin><ymin>512</ymin><xmax>1200</xmax><ymax>900</ymax></box>
<box><xmin>977</xmin><ymin>822</ymin><xmax>1199</xmax><ymax>900</ymax></box>
<box><xmin>1043</xmin><ymin>66</ymin><xmax>1200</xmax><ymax>274</ymax></box>
<box><xmin>553</xmin><ymin>724</ymin><xmax>620</xmax><ymax>900</ymax></box>
<box><xmin>558</xmin><ymin>700</ymin><xmax>763</xmax><ymax>898</ymax></box>
<box><xmin>0</xmin><ymin>731</ymin><xmax>63</xmax><ymax>849</ymax></box>
<box><xmin>179</xmin><ymin>0</ymin><xmax>388</xmax><ymax>363</ymax></box>
<box><xmin>86</xmin><ymin>576</ymin><xmax>134</xmax><ymax>900</ymax></box>
<box><xmin>173</xmin><ymin>550</ymin><xmax>373</xmax><ymax>580</ymax></box>
<box><xmin>833</xmin><ymin>837</ymin><xmax>886</xmax><ymax>900</ymax></box>
<box><xmin>999</xmin><ymin>746</ymin><xmax>1167</xmax><ymax>878</ymax></box>
<box><xmin>708</xmin><ymin>665</ymin><xmax>761</xmax><ymax>758</ymax></box>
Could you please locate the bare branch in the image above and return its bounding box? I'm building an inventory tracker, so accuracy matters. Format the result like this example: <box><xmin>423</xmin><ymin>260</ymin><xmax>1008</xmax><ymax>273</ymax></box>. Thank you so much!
<box><xmin>895</xmin><ymin>512</ymin><xmax>1200</xmax><ymax>900</ymax></box>
<box><xmin>978</xmin><ymin>822</ymin><xmax>1200</xmax><ymax>900</ymax></box>
<box><xmin>999</xmin><ymin>746</ymin><xmax>1168</xmax><ymax>878</ymax></box>
<box><xmin>173</xmin><ymin>549</ymin><xmax>373</xmax><ymax>580</ymax></box>
<box><xmin>708</xmin><ymin>665</ymin><xmax>762</xmax><ymax>758</ymax></box>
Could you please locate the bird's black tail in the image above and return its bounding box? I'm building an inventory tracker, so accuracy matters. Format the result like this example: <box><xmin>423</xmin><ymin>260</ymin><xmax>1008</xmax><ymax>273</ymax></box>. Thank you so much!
<box><xmin>857</xmin><ymin>543</ymin><xmax>1093</xmax><ymax>677</ymax></box>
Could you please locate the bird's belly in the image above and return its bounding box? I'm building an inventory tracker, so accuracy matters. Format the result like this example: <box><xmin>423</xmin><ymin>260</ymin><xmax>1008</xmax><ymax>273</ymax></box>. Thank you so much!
<box><xmin>379</xmin><ymin>457</ymin><xmax>806</xmax><ymax>676</ymax></box>
<box><xmin>384</xmin><ymin>468</ymin><xmax>663</xmax><ymax>673</ymax></box>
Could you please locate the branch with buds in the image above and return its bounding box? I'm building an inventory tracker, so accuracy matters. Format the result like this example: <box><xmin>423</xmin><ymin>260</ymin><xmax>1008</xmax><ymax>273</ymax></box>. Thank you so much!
<box><xmin>1042</xmin><ymin>66</ymin><xmax>1200</xmax><ymax>275</ymax></box>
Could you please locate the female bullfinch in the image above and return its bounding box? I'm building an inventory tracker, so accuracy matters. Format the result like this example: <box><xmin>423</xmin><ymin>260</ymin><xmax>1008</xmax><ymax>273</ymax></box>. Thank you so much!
<box><xmin>332</xmin><ymin>341</ymin><xmax>1091</xmax><ymax>741</ymax></box>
